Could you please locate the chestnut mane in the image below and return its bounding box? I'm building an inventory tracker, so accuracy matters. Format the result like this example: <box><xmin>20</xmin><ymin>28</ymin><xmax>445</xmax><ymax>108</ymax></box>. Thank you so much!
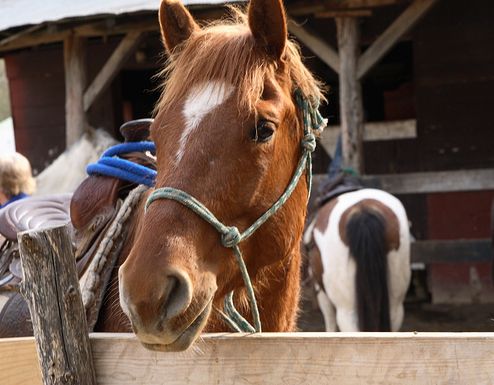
<box><xmin>155</xmin><ymin>8</ymin><xmax>325</xmax><ymax>115</ymax></box>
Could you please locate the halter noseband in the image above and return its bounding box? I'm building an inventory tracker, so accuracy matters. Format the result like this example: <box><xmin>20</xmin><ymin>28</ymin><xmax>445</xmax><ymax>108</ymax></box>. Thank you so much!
<box><xmin>145</xmin><ymin>90</ymin><xmax>326</xmax><ymax>333</ymax></box>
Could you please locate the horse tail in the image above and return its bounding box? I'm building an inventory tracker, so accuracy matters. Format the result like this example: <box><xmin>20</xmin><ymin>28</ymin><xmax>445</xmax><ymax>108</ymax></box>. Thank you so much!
<box><xmin>346</xmin><ymin>206</ymin><xmax>391</xmax><ymax>331</ymax></box>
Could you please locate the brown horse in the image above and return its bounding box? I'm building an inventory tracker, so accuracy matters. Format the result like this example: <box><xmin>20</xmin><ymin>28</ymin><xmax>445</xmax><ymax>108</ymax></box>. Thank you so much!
<box><xmin>0</xmin><ymin>0</ymin><xmax>325</xmax><ymax>348</ymax></box>
<box><xmin>117</xmin><ymin>0</ymin><xmax>324</xmax><ymax>351</ymax></box>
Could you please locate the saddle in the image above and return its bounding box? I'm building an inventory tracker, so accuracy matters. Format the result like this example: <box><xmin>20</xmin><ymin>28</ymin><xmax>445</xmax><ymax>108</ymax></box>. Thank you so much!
<box><xmin>0</xmin><ymin>193</ymin><xmax>73</xmax><ymax>287</ymax></box>
<box><xmin>316</xmin><ymin>171</ymin><xmax>363</xmax><ymax>208</ymax></box>
<box><xmin>0</xmin><ymin>193</ymin><xmax>72</xmax><ymax>242</ymax></box>
<box><xmin>0</xmin><ymin>118</ymin><xmax>155</xmax><ymax>337</ymax></box>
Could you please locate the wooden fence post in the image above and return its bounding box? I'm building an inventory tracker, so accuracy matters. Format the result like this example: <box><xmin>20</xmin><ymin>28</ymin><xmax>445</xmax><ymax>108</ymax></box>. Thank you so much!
<box><xmin>18</xmin><ymin>224</ymin><xmax>97</xmax><ymax>385</ymax></box>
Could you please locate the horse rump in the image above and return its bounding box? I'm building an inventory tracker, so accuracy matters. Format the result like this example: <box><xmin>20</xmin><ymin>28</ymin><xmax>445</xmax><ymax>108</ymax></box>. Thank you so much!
<box><xmin>346</xmin><ymin>206</ymin><xmax>390</xmax><ymax>331</ymax></box>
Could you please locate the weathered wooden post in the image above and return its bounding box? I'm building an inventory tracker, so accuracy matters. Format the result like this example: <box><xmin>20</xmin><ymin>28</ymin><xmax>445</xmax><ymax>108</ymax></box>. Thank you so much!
<box><xmin>336</xmin><ymin>17</ymin><xmax>364</xmax><ymax>174</ymax></box>
<box><xmin>18</xmin><ymin>224</ymin><xmax>97</xmax><ymax>385</ymax></box>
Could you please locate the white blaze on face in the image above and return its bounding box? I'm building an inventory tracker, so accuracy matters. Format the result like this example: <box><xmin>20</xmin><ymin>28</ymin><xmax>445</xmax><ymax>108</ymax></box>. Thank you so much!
<box><xmin>177</xmin><ymin>81</ymin><xmax>233</xmax><ymax>164</ymax></box>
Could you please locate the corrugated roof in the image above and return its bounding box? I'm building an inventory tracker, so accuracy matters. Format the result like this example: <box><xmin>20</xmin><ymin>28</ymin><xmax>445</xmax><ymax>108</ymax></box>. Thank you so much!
<box><xmin>0</xmin><ymin>0</ymin><xmax>239</xmax><ymax>33</ymax></box>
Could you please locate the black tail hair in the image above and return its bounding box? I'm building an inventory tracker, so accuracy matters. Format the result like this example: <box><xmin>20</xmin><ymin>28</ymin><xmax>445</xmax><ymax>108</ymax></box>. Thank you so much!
<box><xmin>346</xmin><ymin>207</ymin><xmax>390</xmax><ymax>331</ymax></box>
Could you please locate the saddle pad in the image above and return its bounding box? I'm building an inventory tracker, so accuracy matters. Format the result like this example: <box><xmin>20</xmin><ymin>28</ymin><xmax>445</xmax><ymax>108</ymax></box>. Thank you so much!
<box><xmin>0</xmin><ymin>193</ymin><xmax>72</xmax><ymax>241</ymax></box>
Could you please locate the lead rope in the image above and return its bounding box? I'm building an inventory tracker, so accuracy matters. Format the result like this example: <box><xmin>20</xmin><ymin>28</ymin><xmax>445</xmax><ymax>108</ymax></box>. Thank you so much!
<box><xmin>145</xmin><ymin>91</ymin><xmax>326</xmax><ymax>333</ymax></box>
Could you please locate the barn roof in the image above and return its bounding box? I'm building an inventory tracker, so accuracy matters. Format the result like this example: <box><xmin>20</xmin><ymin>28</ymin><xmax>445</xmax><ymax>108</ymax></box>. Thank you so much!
<box><xmin>0</xmin><ymin>0</ymin><xmax>240</xmax><ymax>33</ymax></box>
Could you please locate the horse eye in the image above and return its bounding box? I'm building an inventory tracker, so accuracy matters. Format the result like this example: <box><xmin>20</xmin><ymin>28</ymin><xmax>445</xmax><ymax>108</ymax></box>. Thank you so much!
<box><xmin>250</xmin><ymin>120</ymin><xmax>275</xmax><ymax>143</ymax></box>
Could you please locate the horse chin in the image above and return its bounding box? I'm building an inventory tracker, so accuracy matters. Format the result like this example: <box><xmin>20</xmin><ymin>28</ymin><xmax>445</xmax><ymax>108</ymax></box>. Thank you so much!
<box><xmin>139</xmin><ymin>299</ymin><xmax>212</xmax><ymax>352</ymax></box>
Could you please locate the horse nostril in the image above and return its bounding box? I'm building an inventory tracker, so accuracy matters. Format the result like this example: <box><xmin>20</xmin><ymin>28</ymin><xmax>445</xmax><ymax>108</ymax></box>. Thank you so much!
<box><xmin>160</xmin><ymin>270</ymin><xmax>192</xmax><ymax>320</ymax></box>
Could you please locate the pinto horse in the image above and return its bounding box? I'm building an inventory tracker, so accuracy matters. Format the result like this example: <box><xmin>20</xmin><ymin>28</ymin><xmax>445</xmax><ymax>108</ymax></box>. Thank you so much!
<box><xmin>304</xmin><ymin>180</ymin><xmax>411</xmax><ymax>332</ymax></box>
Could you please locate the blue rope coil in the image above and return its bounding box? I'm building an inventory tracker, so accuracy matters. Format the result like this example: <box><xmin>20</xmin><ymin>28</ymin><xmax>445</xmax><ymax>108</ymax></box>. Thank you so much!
<box><xmin>87</xmin><ymin>141</ymin><xmax>157</xmax><ymax>187</ymax></box>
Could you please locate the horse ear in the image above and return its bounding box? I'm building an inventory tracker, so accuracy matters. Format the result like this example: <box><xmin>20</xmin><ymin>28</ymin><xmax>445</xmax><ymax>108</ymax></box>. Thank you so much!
<box><xmin>248</xmin><ymin>0</ymin><xmax>287</xmax><ymax>59</ymax></box>
<box><xmin>159</xmin><ymin>0</ymin><xmax>199</xmax><ymax>53</ymax></box>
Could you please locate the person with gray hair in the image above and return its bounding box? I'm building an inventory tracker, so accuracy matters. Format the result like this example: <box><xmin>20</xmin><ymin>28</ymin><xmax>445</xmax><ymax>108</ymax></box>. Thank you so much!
<box><xmin>0</xmin><ymin>152</ymin><xmax>36</xmax><ymax>209</ymax></box>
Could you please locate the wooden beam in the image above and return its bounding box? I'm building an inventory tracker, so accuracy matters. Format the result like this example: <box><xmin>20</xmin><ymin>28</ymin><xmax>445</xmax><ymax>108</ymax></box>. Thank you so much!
<box><xmin>314</xmin><ymin>168</ymin><xmax>494</xmax><ymax>194</ymax></box>
<box><xmin>288</xmin><ymin>21</ymin><xmax>340</xmax><ymax>73</ymax></box>
<box><xmin>75</xmin><ymin>20</ymin><xmax>157</xmax><ymax>38</ymax></box>
<box><xmin>319</xmin><ymin>119</ymin><xmax>416</xmax><ymax>154</ymax></box>
<box><xmin>0</xmin><ymin>30</ymin><xmax>69</xmax><ymax>53</ymax></box>
<box><xmin>330</xmin><ymin>0</ymin><xmax>408</xmax><ymax>8</ymax></box>
<box><xmin>0</xmin><ymin>19</ymin><xmax>155</xmax><ymax>54</ymax></box>
<box><xmin>64</xmin><ymin>32</ymin><xmax>87</xmax><ymax>147</ymax></box>
<box><xmin>83</xmin><ymin>31</ymin><xmax>143</xmax><ymax>112</ymax></box>
<box><xmin>289</xmin><ymin>4</ymin><xmax>327</xmax><ymax>16</ymax></box>
<box><xmin>363</xmin><ymin>168</ymin><xmax>494</xmax><ymax>194</ymax></box>
<box><xmin>18</xmin><ymin>224</ymin><xmax>96</xmax><ymax>385</ymax></box>
<box><xmin>3</xmin><ymin>333</ymin><xmax>494</xmax><ymax>385</ymax></box>
<box><xmin>289</xmin><ymin>0</ymin><xmax>408</xmax><ymax>16</ymax></box>
<box><xmin>336</xmin><ymin>17</ymin><xmax>364</xmax><ymax>173</ymax></box>
<box><xmin>411</xmin><ymin>239</ymin><xmax>492</xmax><ymax>264</ymax></box>
<box><xmin>0</xmin><ymin>24</ymin><xmax>45</xmax><ymax>47</ymax></box>
<box><xmin>357</xmin><ymin>0</ymin><xmax>438</xmax><ymax>79</ymax></box>
<box><xmin>315</xmin><ymin>10</ymin><xmax>373</xmax><ymax>18</ymax></box>
<box><xmin>362</xmin><ymin>119</ymin><xmax>416</xmax><ymax>141</ymax></box>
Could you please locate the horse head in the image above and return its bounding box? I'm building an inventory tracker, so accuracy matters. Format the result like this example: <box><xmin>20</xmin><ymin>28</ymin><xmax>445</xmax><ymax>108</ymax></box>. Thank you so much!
<box><xmin>119</xmin><ymin>0</ymin><xmax>324</xmax><ymax>351</ymax></box>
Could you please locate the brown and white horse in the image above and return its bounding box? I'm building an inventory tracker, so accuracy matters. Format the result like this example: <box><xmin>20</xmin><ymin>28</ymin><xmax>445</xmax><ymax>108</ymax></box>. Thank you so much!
<box><xmin>117</xmin><ymin>0</ymin><xmax>324</xmax><ymax>351</ymax></box>
<box><xmin>0</xmin><ymin>0</ymin><xmax>324</xmax><ymax>345</ymax></box>
<box><xmin>304</xmin><ymin>188</ymin><xmax>411</xmax><ymax>332</ymax></box>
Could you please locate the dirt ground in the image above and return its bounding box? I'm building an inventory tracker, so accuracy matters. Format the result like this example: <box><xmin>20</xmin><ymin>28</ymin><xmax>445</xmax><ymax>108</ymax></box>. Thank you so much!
<box><xmin>297</xmin><ymin>292</ymin><xmax>494</xmax><ymax>333</ymax></box>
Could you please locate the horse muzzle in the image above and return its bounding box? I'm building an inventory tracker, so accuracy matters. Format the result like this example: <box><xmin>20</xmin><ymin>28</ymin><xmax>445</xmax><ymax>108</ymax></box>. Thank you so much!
<box><xmin>118</xmin><ymin>265</ymin><xmax>215</xmax><ymax>351</ymax></box>
<box><xmin>138</xmin><ymin>299</ymin><xmax>213</xmax><ymax>352</ymax></box>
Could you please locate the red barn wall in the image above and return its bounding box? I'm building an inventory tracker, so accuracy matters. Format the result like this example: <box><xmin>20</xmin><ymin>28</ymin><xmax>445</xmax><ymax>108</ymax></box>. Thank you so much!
<box><xmin>5</xmin><ymin>45</ymin><xmax>65</xmax><ymax>174</ymax></box>
<box><xmin>4</xmin><ymin>37</ymin><xmax>122</xmax><ymax>173</ymax></box>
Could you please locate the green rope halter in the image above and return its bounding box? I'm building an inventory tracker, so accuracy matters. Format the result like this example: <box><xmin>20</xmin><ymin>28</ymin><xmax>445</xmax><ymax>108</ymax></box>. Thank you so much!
<box><xmin>145</xmin><ymin>90</ymin><xmax>326</xmax><ymax>333</ymax></box>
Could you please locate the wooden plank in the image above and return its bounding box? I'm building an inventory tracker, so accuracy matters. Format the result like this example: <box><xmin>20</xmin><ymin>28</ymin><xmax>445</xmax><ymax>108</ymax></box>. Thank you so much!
<box><xmin>64</xmin><ymin>32</ymin><xmax>87</xmax><ymax>147</ymax></box>
<box><xmin>411</xmin><ymin>239</ymin><xmax>493</xmax><ymax>264</ymax></box>
<box><xmin>363</xmin><ymin>168</ymin><xmax>494</xmax><ymax>194</ymax></box>
<box><xmin>289</xmin><ymin>0</ymin><xmax>408</xmax><ymax>16</ymax></box>
<box><xmin>76</xmin><ymin>20</ymin><xmax>156</xmax><ymax>38</ymax></box>
<box><xmin>319</xmin><ymin>119</ymin><xmax>416</xmax><ymax>154</ymax></box>
<box><xmin>288</xmin><ymin>21</ymin><xmax>340</xmax><ymax>73</ymax></box>
<box><xmin>0</xmin><ymin>24</ymin><xmax>45</xmax><ymax>47</ymax></box>
<box><xmin>0</xmin><ymin>30</ymin><xmax>69</xmax><ymax>53</ymax></box>
<box><xmin>315</xmin><ymin>10</ymin><xmax>373</xmax><ymax>18</ymax></box>
<box><xmin>357</xmin><ymin>0</ymin><xmax>438</xmax><ymax>79</ymax></box>
<box><xmin>0</xmin><ymin>20</ymin><xmax>155</xmax><ymax>53</ymax></box>
<box><xmin>363</xmin><ymin>119</ymin><xmax>416</xmax><ymax>141</ymax></box>
<box><xmin>18</xmin><ymin>224</ymin><xmax>97</xmax><ymax>385</ymax></box>
<box><xmin>313</xmin><ymin>169</ymin><xmax>494</xmax><ymax>194</ymax></box>
<box><xmin>2</xmin><ymin>333</ymin><xmax>494</xmax><ymax>384</ymax></box>
<box><xmin>83</xmin><ymin>31</ymin><xmax>143</xmax><ymax>112</ymax></box>
<box><xmin>330</xmin><ymin>0</ymin><xmax>408</xmax><ymax>8</ymax></box>
<box><xmin>336</xmin><ymin>17</ymin><xmax>364</xmax><ymax>173</ymax></box>
<box><xmin>0</xmin><ymin>337</ymin><xmax>42</xmax><ymax>385</ymax></box>
<box><xmin>93</xmin><ymin>333</ymin><xmax>494</xmax><ymax>384</ymax></box>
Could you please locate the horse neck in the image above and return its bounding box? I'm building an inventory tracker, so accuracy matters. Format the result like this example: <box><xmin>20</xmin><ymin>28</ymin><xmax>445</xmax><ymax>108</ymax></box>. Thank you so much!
<box><xmin>255</xmin><ymin>245</ymin><xmax>302</xmax><ymax>331</ymax></box>
<box><xmin>206</xmin><ymin>190</ymin><xmax>307</xmax><ymax>333</ymax></box>
<box><xmin>205</xmin><ymin>243</ymin><xmax>302</xmax><ymax>333</ymax></box>
<box><xmin>245</xmin><ymin>176</ymin><xmax>308</xmax><ymax>331</ymax></box>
